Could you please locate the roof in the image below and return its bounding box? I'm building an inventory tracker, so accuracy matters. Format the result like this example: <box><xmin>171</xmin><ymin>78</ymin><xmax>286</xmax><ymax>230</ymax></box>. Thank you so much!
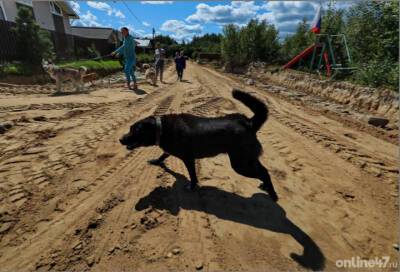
<box><xmin>136</xmin><ymin>39</ymin><xmax>151</xmax><ymax>48</ymax></box>
<box><xmin>72</xmin><ymin>26</ymin><xmax>116</xmax><ymax>40</ymax></box>
<box><xmin>57</xmin><ymin>1</ymin><xmax>79</xmax><ymax>19</ymax></box>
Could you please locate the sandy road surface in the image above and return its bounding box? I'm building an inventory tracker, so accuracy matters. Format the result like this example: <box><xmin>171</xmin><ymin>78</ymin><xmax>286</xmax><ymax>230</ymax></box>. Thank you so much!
<box><xmin>0</xmin><ymin>63</ymin><xmax>398</xmax><ymax>271</ymax></box>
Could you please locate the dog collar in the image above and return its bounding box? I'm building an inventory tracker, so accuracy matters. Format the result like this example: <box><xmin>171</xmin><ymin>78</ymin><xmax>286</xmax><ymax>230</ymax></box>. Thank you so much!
<box><xmin>155</xmin><ymin>116</ymin><xmax>162</xmax><ymax>146</ymax></box>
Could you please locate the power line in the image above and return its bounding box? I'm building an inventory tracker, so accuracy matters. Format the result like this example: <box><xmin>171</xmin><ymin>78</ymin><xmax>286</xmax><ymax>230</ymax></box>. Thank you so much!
<box><xmin>121</xmin><ymin>0</ymin><xmax>153</xmax><ymax>33</ymax></box>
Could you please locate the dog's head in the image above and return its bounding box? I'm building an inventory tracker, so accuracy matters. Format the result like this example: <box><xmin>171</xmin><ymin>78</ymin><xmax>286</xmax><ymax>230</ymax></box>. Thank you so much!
<box><xmin>119</xmin><ymin>116</ymin><xmax>157</xmax><ymax>150</ymax></box>
<box><xmin>42</xmin><ymin>59</ymin><xmax>55</xmax><ymax>74</ymax></box>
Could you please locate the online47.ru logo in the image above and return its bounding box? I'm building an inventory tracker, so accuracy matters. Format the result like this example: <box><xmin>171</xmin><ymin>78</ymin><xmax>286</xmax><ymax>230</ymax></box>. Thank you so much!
<box><xmin>336</xmin><ymin>256</ymin><xmax>398</xmax><ymax>269</ymax></box>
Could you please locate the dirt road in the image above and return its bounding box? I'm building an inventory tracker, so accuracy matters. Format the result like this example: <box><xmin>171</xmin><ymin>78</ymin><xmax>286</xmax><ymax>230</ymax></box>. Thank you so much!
<box><xmin>0</xmin><ymin>63</ymin><xmax>398</xmax><ymax>271</ymax></box>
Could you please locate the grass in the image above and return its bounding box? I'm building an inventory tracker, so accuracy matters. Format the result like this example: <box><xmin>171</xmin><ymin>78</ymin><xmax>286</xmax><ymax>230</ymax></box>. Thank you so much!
<box><xmin>59</xmin><ymin>60</ymin><xmax>122</xmax><ymax>72</ymax></box>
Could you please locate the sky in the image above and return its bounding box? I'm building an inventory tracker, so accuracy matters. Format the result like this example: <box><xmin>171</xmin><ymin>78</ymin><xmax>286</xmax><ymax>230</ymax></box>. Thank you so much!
<box><xmin>69</xmin><ymin>1</ymin><xmax>355</xmax><ymax>42</ymax></box>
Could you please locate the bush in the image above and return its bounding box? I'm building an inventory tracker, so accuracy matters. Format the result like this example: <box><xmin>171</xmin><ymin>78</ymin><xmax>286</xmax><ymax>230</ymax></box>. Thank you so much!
<box><xmin>1</xmin><ymin>63</ymin><xmax>34</xmax><ymax>76</ymax></box>
<box><xmin>354</xmin><ymin>59</ymin><xmax>399</xmax><ymax>90</ymax></box>
<box><xmin>136</xmin><ymin>53</ymin><xmax>154</xmax><ymax>64</ymax></box>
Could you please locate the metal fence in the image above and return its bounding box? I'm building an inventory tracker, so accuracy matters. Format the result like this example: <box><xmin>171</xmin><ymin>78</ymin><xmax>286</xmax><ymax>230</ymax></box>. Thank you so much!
<box><xmin>0</xmin><ymin>20</ymin><xmax>115</xmax><ymax>62</ymax></box>
<box><xmin>0</xmin><ymin>20</ymin><xmax>18</xmax><ymax>62</ymax></box>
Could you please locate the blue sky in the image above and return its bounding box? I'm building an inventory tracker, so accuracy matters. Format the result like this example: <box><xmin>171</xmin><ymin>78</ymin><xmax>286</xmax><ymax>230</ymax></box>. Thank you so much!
<box><xmin>69</xmin><ymin>1</ymin><xmax>354</xmax><ymax>42</ymax></box>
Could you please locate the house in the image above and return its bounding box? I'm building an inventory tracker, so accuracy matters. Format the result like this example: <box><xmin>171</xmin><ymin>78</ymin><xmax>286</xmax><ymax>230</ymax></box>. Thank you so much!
<box><xmin>72</xmin><ymin>26</ymin><xmax>121</xmax><ymax>57</ymax></box>
<box><xmin>0</xmin><ymin>0</ymin><xmax>78</xmax><ymax>61</ymax></box>
<box><xmin>0</xmin><ymin>0</ymin><xmax>78</xmax><ymax>35</ymax></box>
<box><xmin>72</xmin><ymin>26</ymin><xmax>152</xmax><ymax>57</ymax></box>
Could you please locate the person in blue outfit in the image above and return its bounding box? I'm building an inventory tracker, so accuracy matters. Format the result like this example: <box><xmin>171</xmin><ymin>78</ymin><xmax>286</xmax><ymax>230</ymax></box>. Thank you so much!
<box><xmin>111</xmin><ymin>27</ymin><xmax>138</xmax><ymax>90</ymax></box>
<box><xmin>174</xmin><ymin>50</ymin><xmax>186</xmax><ymax>81</ymax></box>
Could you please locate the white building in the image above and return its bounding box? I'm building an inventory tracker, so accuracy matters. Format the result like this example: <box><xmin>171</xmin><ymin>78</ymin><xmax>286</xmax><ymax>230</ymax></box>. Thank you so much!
<box><xmin>0</xmin><ymin>0</ymin><xmax>78</xmax><ymax>34</ymax></box>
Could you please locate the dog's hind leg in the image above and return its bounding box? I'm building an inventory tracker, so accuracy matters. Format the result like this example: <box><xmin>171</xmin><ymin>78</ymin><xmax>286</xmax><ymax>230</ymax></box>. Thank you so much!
<box><xmin>229</xmin><ymin>154</ymin><xmax>278</xmax><ymax>202</ymax></box>
<box><xmin>73</xmin><ymin>80</ymin><xmax>79</xmax><ymax>92</ymax></box>
<box><xmin>182</xmin><ymin>158</ymin><xmax>198</xmax><ymax>191</ymax></box>
<box><xmin>148</xmin><ymin>153</ymin><xmax>169</xmax><ymax>166</ymax></box>
<box><xmin>56</xmin><ymin>79</ymin><xmax>61</xmax><ymax>93</ymax></box>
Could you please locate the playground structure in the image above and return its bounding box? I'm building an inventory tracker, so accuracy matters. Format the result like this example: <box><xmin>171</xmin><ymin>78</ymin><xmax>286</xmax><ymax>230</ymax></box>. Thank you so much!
<box><xmin>283</xmin><ymin>34</ymin><xmax>357</xmax><ymax>78</ymax></box>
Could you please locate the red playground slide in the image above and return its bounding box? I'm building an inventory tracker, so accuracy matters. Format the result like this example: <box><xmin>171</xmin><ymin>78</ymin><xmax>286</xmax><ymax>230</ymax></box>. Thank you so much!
<box><xmin>283</xmin><ymin>44</ymin><xmax>316</xmax><ymax>69</ymax></box>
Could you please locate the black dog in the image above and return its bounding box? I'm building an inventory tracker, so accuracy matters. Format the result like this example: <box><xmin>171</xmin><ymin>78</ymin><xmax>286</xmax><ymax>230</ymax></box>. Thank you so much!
<box><xmin>120</xmin><ymin>89</ymin><xmax>278</xmax><ymax>201</ymax></box>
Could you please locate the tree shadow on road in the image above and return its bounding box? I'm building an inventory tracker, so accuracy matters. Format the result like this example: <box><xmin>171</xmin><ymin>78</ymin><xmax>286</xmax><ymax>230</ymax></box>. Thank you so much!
<box><xmin>135</xmin><ymin>164</ymin><xmax>325</xmax><ymax>271</ymax></box>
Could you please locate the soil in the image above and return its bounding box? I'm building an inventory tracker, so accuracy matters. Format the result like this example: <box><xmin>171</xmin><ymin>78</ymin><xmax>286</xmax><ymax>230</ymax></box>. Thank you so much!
<box><xmin>0</xmin><ymin>63</ymin><xmax>398</xmax><ymax>271</ymax></box>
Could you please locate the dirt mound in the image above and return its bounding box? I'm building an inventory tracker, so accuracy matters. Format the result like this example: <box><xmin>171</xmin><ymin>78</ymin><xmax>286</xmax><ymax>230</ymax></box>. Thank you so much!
<box><xmin>263</xmin><ymin>70</ymin><xmax>398</xmax><ymax>121</ymax></box>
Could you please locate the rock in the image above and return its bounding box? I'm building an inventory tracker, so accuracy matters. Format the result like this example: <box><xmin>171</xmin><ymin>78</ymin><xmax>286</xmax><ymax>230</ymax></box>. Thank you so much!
<box><xmin>2</xmin><ymin>122</ymin><xmax>13</xmax><ymax>129</ymax></box>
<box><xmin>172</xmin><ymin>248</ymin><xmax>181</xmax><ymax>255</ymax></box>
<box><xmin>166</xmin><ymin>252</ymin><xmax>173</xmax><ymax>258</ymax></box>
<box><xmin>0</xmin><ymin>222</ymin><xmax>13</xmax><ymax>234</ymax></box>
<box><xmin>246</xmin><ymin>79</ymin><xmax>255</xmax><ymax>85</ymax></box>
<box><xmin>344</xmin><ymin>133</ymin><xmax>356</xmax><ymax>140</ymax></box>
<box><xmin>86</xmin><ymin>256</ymin><xmax>95</xmax><ymax>267</ymax></box>
<box><xmin>108</xmin><ymin>245</ymin><xmax>120</xmax><ymax>254</ymax></box>
<box><xmin>393</xmin><ymin>244</ymin><xmax>399</xmax><ymax>251</ymax></box>
<box><xmin>0</xmin><ymin>125</ymin><xmax>6</xmax><ymax>134</ymax></box>
<box><xmin>195</xmin><ymin>262</ymin><xmax>204</xmax><ymax>270</ymax></box>
<box><xmin>33</xmin><ymin>116</ymin><xmax>47</xmax><ymax>122</ymax></box>
<box><xmin>73</xmin><ymin>241</ymin><xmax>83</xmax><ymax>250</ymax></box>
<box><xmin>368</xmin><ymin>117</ymin><xmax>389</xmax><ymax>128</ymax></box>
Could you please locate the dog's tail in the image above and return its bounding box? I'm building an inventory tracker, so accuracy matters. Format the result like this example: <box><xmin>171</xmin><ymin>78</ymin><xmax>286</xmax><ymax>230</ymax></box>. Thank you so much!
<box><xmin>232</xmin><ymin>89</ymin><xmax>268</xmax><ymax>131</ymax></box>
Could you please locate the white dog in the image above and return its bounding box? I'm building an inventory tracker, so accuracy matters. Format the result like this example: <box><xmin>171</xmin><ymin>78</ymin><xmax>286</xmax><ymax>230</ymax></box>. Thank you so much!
<box><xmin>143</xmin><ymin>64</ymin><xmax>156</xmax><ymax>85</ymax></box>
<box><xmin>42</xmin><ymin>60</ymin><xmax>87</xmax><ymax>93</ymax></box>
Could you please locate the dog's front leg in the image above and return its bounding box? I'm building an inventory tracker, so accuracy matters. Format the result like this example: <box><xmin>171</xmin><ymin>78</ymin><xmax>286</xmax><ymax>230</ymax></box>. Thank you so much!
<box><xmin>56</xmin><ymin>79</ymin><xmax>61</xmax><ymax>93</ymax></box>
<box><xmin>183</xmin><ymin>158</ymin><xmax>198</xmax><ymax>191</ymax></box>
<box><xmin>148</xmin><ymin>153</ymin><xmax>169</xmax><ymax>165</ymax></box>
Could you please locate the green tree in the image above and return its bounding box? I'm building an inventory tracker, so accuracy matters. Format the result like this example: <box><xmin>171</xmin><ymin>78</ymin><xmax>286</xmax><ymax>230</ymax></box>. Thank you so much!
<box><xmin>221</xmin><ymin>20</ymin><xmax>280</xmax><ymax>70</ymax></box>
<box><xmin>345</xmin><ymin>0</ymin><xmax>398</xmax><ymax>89</ymax></box>
<box><xmin>221</xmin><ymin>24</ymin><xmax>242</xmax><ymax>71</ymax></box>
<box><xmin>280</xmin><ymin>18</ymin><xmax>314</xmax><ymax>62</ymax></box>
<box><xmin>12</xmin><ymin>6</ymin><xmax>54</xmax><ymax>67</ymax></box>
<box><xmin>321</xmin><ymin>1</ymin><xmax>345</xmax><ymax>35</ymax></box>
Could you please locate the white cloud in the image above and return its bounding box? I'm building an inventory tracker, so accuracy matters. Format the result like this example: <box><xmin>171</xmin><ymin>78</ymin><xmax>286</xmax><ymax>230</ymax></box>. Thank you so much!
<box><xmin>69</xmin><ymin>1</ymin><xmax>80</xmax><ymax>15</ymax></box>
<box><xmin>87</xmin><ymin>1</ymin><xmax>125</xmax><ymax>19</ymax></box>
<box><xmin>141</xmin><ymin>1</ymin><xmax>173</xmax><ymax>4</ymax></box>
<box><xmin>186</xmin><ymin>1</ymin><xmax>261</xmax><ymax>25</ymax></box>
<box><xmin>72</xmin><ymin>10</ymin><xmax>102</xmax><ymax>27</ymax></box>
<box><xmin>258</xmin><ymin>1</ymin><xmax>319</xmax><ymax>36</ymax></box>
<box><xmin>143</xmin><ymin>21</ymin><xmax>151</xmax><ymax>27</ymax></box>
<box><xmin>161</xmin><ymin>19</ymin><xmax>202</xmax><ymax>39</ymax></box>
<box><xmin>114</xmin><ymin>10</ymin><xmax>125</xmax><ymax>19</ymax></box>
<box><xmin>87</xmin><ymin>1</ymin><xmax>111</xmax><ymax>12</ymax></box>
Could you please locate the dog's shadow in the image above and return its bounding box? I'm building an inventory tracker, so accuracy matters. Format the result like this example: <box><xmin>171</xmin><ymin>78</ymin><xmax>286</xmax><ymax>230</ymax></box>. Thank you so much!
<box><xmin>135</xmin><ymin>164</ymin><xmax>325</xmax><ymax>271</ymax></box>
<box><xmin>51</xmin><ymin>90</ymin><xmax>90</xmax><ymax>96</ymax></box>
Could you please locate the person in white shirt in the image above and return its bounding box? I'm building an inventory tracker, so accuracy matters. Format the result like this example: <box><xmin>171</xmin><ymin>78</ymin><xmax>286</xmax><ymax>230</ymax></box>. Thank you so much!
<box><xmin>154</xmin><ymin>42</ymin><xmax>165</xmax><ymax>83</ymax></box>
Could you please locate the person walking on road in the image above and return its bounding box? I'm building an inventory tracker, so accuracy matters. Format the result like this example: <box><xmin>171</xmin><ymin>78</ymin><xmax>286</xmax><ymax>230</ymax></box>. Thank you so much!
<box><xmin>174</xmin><ymin>51</ymin><xmax>186</xmax><ymax>81</ymax></box>
<box><xmin>111</xmin><ymin>27</ymin><xmax>138</xmax><ymax>90</ymax></box>
<box><xmin>154</xmin><ymin>42</ymin><xmax>165</xmax><ymax>83</ymax></box>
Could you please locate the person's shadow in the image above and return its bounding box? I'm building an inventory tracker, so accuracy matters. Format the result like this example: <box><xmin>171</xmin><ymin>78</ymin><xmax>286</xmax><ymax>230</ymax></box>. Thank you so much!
<box><xmin>135</xmin><ymin>164</ymin><xmax>325</xmax><ymax>271</ymax></box>
<box><xmin>132</xmin><ymin>88</ymin><xmax>147</xmax><ymax>95</ymax></box>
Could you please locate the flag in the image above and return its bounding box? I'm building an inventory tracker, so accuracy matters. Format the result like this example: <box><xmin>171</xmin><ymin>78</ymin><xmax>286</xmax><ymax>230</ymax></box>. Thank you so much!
<box><xmin>311</xmin><ymin>6</ymin><xmax>321</xmax><ymax>33</ymax></box>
